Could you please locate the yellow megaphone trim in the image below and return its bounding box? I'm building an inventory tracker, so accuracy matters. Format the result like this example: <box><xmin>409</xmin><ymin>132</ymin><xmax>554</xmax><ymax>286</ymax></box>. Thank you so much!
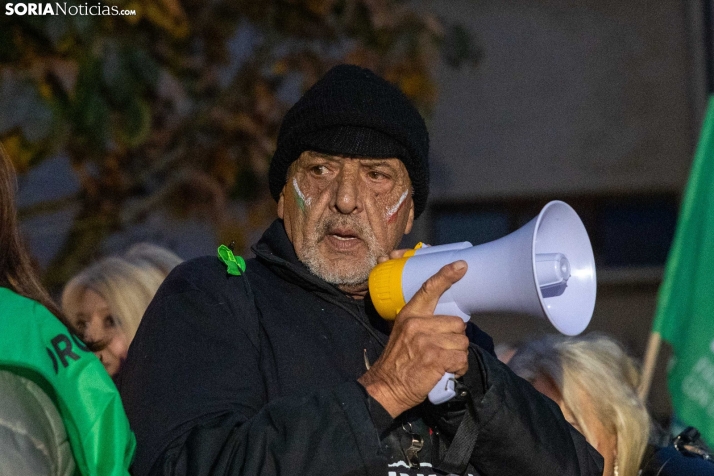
<box><xmin>369</xmin><ymin>243</ymin><xmax>425</xmax><ymax>320</ymax></box>
<box><xmin>369</xmin><ymin>257</ymin><xmax>408</xmax><ymax>320</ymax></box>
<box><xmin>402</xmin><ymin>242</ymin><xmax>424</xmax><ymax>258</ymax></box>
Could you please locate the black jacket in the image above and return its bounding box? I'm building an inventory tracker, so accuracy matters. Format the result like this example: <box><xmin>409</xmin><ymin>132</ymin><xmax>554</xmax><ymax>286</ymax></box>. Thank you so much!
<box><xmin>639</xmin><ymin>427</ymin><xmax>714</xmax><ymax>476</ymax></box>
<box><xmin>119</xmin><ymin>220</ymin><xmax>603</xmax><ymax>476</ymax></box>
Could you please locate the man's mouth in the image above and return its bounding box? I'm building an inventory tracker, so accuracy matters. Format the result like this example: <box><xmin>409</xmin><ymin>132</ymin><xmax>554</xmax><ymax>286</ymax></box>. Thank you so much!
<box><xmin>324</xmin><ymin>228</ymin><xmax>363</xmax><ymax>250</ymax></box>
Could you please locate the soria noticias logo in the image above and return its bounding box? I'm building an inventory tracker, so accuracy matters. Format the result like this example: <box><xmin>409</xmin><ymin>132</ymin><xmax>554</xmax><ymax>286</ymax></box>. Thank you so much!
<box><xmin>5</xmin><ymin>2</ymin><xmax>137</xmax><ymax>16</ymax></box>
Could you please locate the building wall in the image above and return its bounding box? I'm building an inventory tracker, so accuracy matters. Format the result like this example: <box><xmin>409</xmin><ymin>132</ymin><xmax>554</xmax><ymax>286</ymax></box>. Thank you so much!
<box><xmin>418</xmin><ymin>0</ymin><xmax>702</xmax><ymax>200</ymax></box>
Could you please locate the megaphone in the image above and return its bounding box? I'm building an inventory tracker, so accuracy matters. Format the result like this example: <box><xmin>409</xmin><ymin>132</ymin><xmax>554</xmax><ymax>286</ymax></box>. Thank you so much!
<box><xmin>368</xmin><ymin>200</ymin><xmax>596</xmax><ymax>404</ymax></box>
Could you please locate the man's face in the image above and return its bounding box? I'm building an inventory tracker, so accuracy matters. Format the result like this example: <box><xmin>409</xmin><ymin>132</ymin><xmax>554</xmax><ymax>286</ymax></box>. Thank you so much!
<box><xmin>278</xmin><ymin>150</ymin><xmax>415</xmax><ymax>295</ymax></box>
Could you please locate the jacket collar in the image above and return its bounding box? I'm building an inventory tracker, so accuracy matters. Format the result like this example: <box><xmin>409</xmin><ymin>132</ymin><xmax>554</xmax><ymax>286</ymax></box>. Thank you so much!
<box><xmin>252</xmin><ymin>219</ymin><xmax>392</xmax><ymax>338</ymax></box>
<box><xmin>251</xmin><ymin>219</ymin><xmax>350</xmax><ymax>300</ymax></box>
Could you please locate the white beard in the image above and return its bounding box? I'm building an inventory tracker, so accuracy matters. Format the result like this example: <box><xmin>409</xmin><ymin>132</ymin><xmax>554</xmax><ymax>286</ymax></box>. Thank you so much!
<box><xmin>298</xmin><ymin>216</ymin><xmax>384</xmax><ymax>287</ymax></box>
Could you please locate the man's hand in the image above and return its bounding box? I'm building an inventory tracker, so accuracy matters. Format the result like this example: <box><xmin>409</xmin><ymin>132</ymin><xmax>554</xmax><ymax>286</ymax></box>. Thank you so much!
<box><xmin>377</xmin><ymin>248</ymin><xmax>412</xmax><ymax>263</ymax></box>
<box><xmin>359</xmin><ymin>260</ymin><xmax>470</xmax><ymax>417</ymax></box>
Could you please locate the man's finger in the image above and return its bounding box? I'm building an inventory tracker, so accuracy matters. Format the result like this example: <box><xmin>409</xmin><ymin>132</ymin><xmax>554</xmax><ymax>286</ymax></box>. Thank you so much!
<box><xmin>399</xmin><ymin>315</ymin><xmax>466</xmax><ymax>337</ymax></box>
<box><xmin>432</xmin><ymin>333</ymin><xmax>470</xmax><ymax>351</ymax></box>
<box><xmin>389</xmin><ymin>249</ymin><xmax>409</xmax><ymax>260</ymax></box>
<box><xmin>400</xmin><ymin>260</ymin><xmax>468</xmax><ymax>316</ymax></box>
<box><xmin>379</xmin><ymin>248</ymin><xmax>410</xmax><ymax>263</ymax></box>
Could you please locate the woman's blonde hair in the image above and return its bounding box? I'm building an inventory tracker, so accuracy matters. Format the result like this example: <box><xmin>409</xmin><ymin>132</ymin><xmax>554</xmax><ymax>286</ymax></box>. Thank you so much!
<box><xmin>124</xmin><ymin>242</ymin><xmax>183</xmax><ymax>276</ymax></box>
<box><xmin>61</xmin><ymin>245</ymin><xmax>182</xmax><ymax>341</ymax></box>
<box><xmin>509</xmin><ymin>333</ymin><xmax>650</xmax><ymax>476</ymax></box>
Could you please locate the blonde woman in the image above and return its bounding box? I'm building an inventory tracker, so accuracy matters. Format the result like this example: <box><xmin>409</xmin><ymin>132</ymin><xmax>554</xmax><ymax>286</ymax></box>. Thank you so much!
<box><xmin>62</xmin><ymin>245</ymin><xmax>181</xmax><ymax>377</ymax></box>
<box><xmin>508</xmin><ymin>334</ymin><xmax>650</xmax><ymax>476</ymax></box>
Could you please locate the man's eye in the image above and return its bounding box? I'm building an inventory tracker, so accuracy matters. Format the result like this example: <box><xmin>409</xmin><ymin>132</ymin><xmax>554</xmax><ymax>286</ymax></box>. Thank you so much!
<box><xmin>368</xmin><ymin>171</ymin><xmax>388</xmax><ymax>180</ymax></box>
<box><xmin>310</xmin><ymin>165</ymin><xmax>328</xmax><ymax>175</ymax></box>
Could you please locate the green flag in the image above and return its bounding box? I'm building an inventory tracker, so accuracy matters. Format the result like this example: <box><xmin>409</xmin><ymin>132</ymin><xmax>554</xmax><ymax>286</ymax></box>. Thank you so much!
<box><xmin>653</xmin><ymin>95</ymin><xmax>714</xmax><ymax>446</ymax></box>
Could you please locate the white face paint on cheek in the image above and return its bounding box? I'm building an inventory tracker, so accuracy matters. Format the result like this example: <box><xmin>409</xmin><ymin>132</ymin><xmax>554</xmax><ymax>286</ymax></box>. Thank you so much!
<box><xmin>292</xmin><ymin>177</ymin><xmax>312</xmax><ymax>210</ymax></box>
<box><xmin>385</xmin><ymin>190</ymin><xmax>408</xmax><ymax>222</ymax></box>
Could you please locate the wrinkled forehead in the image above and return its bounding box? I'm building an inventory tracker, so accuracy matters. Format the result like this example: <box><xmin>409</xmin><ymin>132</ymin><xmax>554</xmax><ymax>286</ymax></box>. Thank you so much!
<box><xmin>289</xmin><ymin>150</ymin><xmax>410</xmax><ymax>177</ymax></box>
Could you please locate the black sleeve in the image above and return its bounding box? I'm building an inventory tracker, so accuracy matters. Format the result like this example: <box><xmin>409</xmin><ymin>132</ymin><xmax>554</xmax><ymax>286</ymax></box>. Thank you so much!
<box><xmin>119</xmin><ymin>260</ymin><xmax>384</xmax><ymax>476</ymax></box>
<box><xmin>641</xmin><ymin>445</ymin><xmax>714</xmax><ymax>476</ymax></box>
<box><xmin>425</xmin><ymin>345</ymin><xmax>604</xmax><ymax>476</ymax></box>
<box><xmin>465</xmin><ymin>321</ymin><xmax>495</xmax><ymax>357</ymax></box>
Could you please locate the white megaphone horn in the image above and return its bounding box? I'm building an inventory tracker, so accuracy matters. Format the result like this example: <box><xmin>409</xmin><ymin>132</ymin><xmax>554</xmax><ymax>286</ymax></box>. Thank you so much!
<box><xmin>368</xmin><ymin>200</ymin><xmax>597</xmax><ymax>404</ymax></box>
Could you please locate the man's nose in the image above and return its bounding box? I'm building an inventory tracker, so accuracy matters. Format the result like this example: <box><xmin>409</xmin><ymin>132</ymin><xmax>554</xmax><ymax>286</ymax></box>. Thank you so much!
<box><xmin>332</xmin><ymin>165</ymin><xmax>362</xmax><ymax>214</ymax></box>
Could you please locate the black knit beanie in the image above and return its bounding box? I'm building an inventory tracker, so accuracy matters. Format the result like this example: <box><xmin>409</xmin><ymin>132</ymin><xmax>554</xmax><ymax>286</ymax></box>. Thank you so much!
<box><xmin>269</xmin><ymin>64</ymin><xmax>430</xmax><ymax>218</ymax></box>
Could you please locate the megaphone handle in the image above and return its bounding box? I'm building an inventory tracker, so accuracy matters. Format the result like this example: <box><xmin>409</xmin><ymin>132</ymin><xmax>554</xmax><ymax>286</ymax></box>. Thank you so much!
<box><xmin>427</xmin><ymin>301</ymin><xmax>469</xmax><ymax>404</ymax></box>
<box><xmin>428</xmin><ymin>372</ymin><xmax>457</xmax><ymax>404</ymax></box>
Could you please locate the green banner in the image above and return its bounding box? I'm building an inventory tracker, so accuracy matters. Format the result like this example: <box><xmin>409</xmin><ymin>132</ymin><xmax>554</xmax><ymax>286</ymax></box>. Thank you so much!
<box><xmin>653</xmin><ymin>96</ymin><xmax>714</xmax><ymax>446</ymax></box>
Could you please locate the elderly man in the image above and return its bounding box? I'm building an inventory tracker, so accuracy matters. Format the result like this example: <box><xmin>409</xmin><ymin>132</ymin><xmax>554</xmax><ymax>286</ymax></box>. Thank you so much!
<box><xmin>119</xmin><ymin>65</ymin><xmax>603</xmax><ymax>476</ymax></box>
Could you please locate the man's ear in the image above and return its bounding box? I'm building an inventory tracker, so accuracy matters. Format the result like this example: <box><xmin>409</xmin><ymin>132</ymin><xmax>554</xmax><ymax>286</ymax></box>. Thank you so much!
<box><xmin>403</xmin><ymin>198</ymin><xmax>415</xmax><ymax>234</ymax></box>
<box><xmin>277</xmin><ymin>190</ymin><xmax>285</xmax><ymax>219</ymax></box>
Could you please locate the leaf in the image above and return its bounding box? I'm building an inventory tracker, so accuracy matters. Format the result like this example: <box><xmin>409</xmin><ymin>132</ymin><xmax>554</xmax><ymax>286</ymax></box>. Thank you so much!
<box><xmin>116</xmin><ymin>99</ymin><xmax>152</xmax><ymax>148</ymax></box>
<box><xmin>123</xmin><ymin>2</ymin><xmax>143</xmax><ymax>25</ymax></box>
<box><xmin>0</xmin><ymin>74</ymin><xmax>24</xmax><ymax>133</ymax></box>
<box><xmin>48</xmin><ymin>58</ymin><xmax>80</xmax><ymax>95</ymax></box>
<box><xmin>126</xmin><ymin>48</ymin><xmax>160</xmax><ymax>88</ymax></box>
<box><xmin>102</xmin><ymin>44</ymin><xmax>135</xmax><ymax>105</ymax></box>
<box><xmin>43</xmin><ymin>15</ymin><xmax>71</xmax><ymax>48</ymax></box>
<box><xmin>305</xmin><ymin>0</ymin><xmax>337</xmax><ymax>17</ymax></box>
<box><xmin>20</xmin><ymin>93</ymin><xmax>54</xmax><ymax>142</ymax></box>
<box><xmin>0</xmin><ymin>74</ymin><xmax>54</xmax><ymax>141</ymax></box>
<box><xmin>69</xmin><ymin>13</ymin><xmax>95</xmax><ymax>42</ymax></box>
<box><xmin>397</xmin><ymin>71</ymin><xmax>431</xmax><ymax>101</ymax></box>
<box><xmin>160</xmin><ymin>0</ymin><xmax>187</xmax><ymax>20</ymax></box>
<box><xmin>0</xmin><ymin>22</ymin><xmax>20</xmax><ymax>62</ymax></box>
<box><xmin>1</xmin><ymin>134</ymin><xmax>34</xmax><ymax>172</ymax></box>
<box><xmin>73</xmin><ymin>82</ymin><xmax>111</xmax><ymax>151</ymax></box>
<box><xmin>441</xmin><ymin>23</ymin><xmax>481</xmax><ymax>68</ymax></box>
<box><xmin>143</xmin><ymin>1</ymin><xmax>190</xmax><ymax>38</ymax></box>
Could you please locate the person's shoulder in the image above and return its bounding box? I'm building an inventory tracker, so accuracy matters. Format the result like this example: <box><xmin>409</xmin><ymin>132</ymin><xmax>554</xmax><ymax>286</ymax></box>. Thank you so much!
<box><xmin>169</xmin><ymin>255</ymin><xmax>227</xmax><ymax>279</ymax></box>
<box><xmin>167</xmin><ymin>255</ymin><xmax>238</xmax><ymax>282</ymax></box>
<box><xmin>141</xmin><ymin>254</ymin><xmax>262</xmax><ymax>348</ymax></box>
<box><xmin>157</xmin><ymin>254</ymin><xmax>257</xmax><ymax>302</ymax></box>
<box><xmin>0</xmin><ymin>286</ymin><xmax>38</xmax><ymax>311</ymax></box>
<box><xmin>0</xmin><ymin>287</ymin><xmax>60</xmax><ymax>328</ymax></box>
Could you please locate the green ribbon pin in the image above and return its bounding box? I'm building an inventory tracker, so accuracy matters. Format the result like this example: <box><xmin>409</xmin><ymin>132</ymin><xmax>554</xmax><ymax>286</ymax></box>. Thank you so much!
<box><xmin>217</xmin><ymin>244</ymin><xmax>246</xmax><ymax>276</ymax></box>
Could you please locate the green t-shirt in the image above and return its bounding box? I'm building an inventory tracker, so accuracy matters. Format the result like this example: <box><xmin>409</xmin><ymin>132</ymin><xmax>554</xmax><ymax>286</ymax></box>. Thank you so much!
<box><xmin>0</xmin><ymin>287</ymin><xmax>135</xmax><ymax>475</ymax></box>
